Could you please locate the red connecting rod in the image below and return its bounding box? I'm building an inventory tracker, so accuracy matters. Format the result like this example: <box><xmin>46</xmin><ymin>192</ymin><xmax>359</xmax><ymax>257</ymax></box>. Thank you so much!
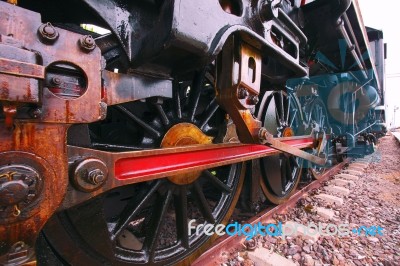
<box><xmin>115</xmin><ymin>137</ymin><xmax>314</xmax><ymax>181</ymax></box>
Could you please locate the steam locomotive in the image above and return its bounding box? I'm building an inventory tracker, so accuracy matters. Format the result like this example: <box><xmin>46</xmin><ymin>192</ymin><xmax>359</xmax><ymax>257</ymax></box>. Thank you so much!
<box><xmin>0</xmin><ymin>0</ymin><xmax>385</xmax><ymax>265</ymax></box>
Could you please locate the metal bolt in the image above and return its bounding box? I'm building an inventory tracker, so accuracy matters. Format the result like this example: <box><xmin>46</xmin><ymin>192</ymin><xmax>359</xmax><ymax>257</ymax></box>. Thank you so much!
<box><xmin>38</xmin><ymin>22</ymin><xmax>59</xmax><ymax>43</ymax></box>
<box><xmin>72</xmin><ymin>158</ymin><xmax>108</xmax><ymax>192</ymax></box>
<box><xmin>28</xmin><ymin>108</ymin><xmax>42</xmax><ymax>119</ymax></box>
<box><xmin>26</xmin><ymin>194</ymin><xmax>36</xmax><ymax>201</ymax></box>
<box><xmin>247</xmin><ymin>95</ymin><xmax>259</xmax><ymax>105</ymax></box>
<box><xmin>43</xmin><ymin>25</ymin><xmax>55</xmax><ymax>36</ymax></box>
<box><xmin>238</xmin><ymin>88</ymin><xmax>249</xmax><ymax>99</ymax></box>
<box><xmin>51</xmin><ymin>77</ymin><xmax>62</xmax><ymax>86</ymax></box>
<box><xmin>23</xmin><ymin>176</ymin><xmax>35</xmax><ymax>186</ymax></box>
<box><xmin>87</xmin><ymin>169</ymin><xmax>105</xmax><ymax>185</ymax></box>
<box><xmin>79</xmin><ymin>35</ymin><xmax>96</xmax><ymax>52</ymax></box>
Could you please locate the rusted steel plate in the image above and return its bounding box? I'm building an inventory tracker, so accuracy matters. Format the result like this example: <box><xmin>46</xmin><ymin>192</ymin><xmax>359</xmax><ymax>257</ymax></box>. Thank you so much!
<box><xmin>102</xmin><ymin>70</ymin><xmax>172</xmax><ymax>106</ymax></box>
<box><xmin>0</xmin><ymin>123</ymin><xmax>69</xmax><ymax>264</ymax></box>
<box><xmin>0</xmin><ymin>1</ymin><xmax>103</xmax><ymax>123</ymax></box>
<box><xmin>0</xmin><ymin>74</ymin><xmax>39</xmax><ymax>103</ymax></box>
<box><xmin>0</xmin><ymin>58</ymin><xmax>45</xmax><ymax>79</ymax></box>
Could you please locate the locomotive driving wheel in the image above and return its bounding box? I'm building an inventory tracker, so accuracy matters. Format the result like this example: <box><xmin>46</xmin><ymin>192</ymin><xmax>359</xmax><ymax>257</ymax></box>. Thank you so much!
<box><xmin>256</xmin><ymin>90</ymin><xmax>304</xmax><ymax>204</ymax></box>
<box><xmin>37</xmin><ymin>71</ymin><xmax>245</xmax><ymax>265</ymax></box>
<box><xmin>305</xmin><ymin>97</ymin><xmax>331</xmax><ymax>178</ymax></box>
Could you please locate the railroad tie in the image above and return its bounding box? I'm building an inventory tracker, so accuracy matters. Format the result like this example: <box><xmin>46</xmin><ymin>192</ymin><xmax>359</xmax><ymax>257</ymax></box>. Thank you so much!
<box><xmin>315</xmin><ymin>207</ymin><xmax>335</xmax><ymax>219</ymax></box>
<box><xmin>334</xmin><ymin>173</ymin><xmax>360</xmax><ymax>181</ymax></box>
<box><xmin>331</xmin><ymin>178</ymin><xmax>356</xmax><ymax>188</ymax></box>
<box><xmin>324</xmin><ymin>185</ymin><xmax>350</xmax><ymax>196</ymax></box>
<box><xmin>340</xmin><ymin>169</ymin><xmax>363</xmax><ymax>176</ymax></box>
<box><xmin>315</xmin><ymin>194</ymin><xmax>344</xmax><ymax>206</ymax></box>
<box><xmin>247</xmin><ymin>248</ymin><xmax>297</xmax><ymax>266</ymax></box>
<box><xmin>350</xmin><ymin>162</ymin><xmax>369</xmax><ymax>169</ymax></box>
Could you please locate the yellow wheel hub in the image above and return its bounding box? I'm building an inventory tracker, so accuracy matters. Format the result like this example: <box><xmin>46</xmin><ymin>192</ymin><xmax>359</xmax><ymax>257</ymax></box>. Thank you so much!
<box><xmin>161</xmin><ymin>123</ymin><xmax>213</xmax><ymax>185</ymax></box>
<box><xmin>282</xmin><ymin>127</ymin><xmax>294</xmax><ymax>137</ymax></box>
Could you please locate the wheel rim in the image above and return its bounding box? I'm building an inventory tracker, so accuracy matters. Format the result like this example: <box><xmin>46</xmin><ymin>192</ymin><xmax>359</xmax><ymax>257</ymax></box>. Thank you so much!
<box><xmin>39</xmin><ymin>71</ymin><xmax>245</xmax><ymax>265</ymax></box>
<box><xmin>256</xmin><ymin>90</ymin><xmax>304</xmax><ymax>204</ymax></box>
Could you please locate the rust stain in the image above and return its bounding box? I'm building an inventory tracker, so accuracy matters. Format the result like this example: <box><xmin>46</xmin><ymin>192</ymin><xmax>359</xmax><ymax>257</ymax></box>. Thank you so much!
<box><xmin>23</xmin><ymin>123</ymin><xmax>36</xmax><ymax>149</ymax></box>
<box><xmin>10</xmin><ymin>124</ymin><xmax>33</xmax><ymax>150</ymax></box>
<box><xmin>65</xmin><ymin>100</ymin><xmax>70</xmax><ymax>123</ymax></box>
<box><xmin>12</xmin><ymin>123</ymin><xmax>21</xmax><ymax>149</ymax></box>
<box><xmin>25</xmin><ymin>82</ymin><xmax>32</xmax><ymax>101</ymax></box>
<box><xmin>0</xmin><ymin>81</ymin><xmax>9</xmax><ymax>99</ymax></box>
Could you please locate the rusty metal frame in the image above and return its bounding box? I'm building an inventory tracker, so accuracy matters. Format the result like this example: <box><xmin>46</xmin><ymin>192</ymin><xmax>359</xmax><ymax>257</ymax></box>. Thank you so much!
<box><xmin>0</xmin><ymin>2</ymin><xmax>103</xmax><ymax>123</ymax></box>
<box><xmin>102</xmin><ymin>71</ymin><xmax>172</xmax><ymax>106</ymax></box>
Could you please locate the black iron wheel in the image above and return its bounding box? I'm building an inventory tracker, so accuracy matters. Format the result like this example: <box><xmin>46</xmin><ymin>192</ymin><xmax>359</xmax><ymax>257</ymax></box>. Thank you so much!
<box><xmin>305</xmin><ymin>97</ymin><xmax>331</xmax><ymax>178</ymax></box>
<box><xmin>256</xmin><ymin>90</ymin><xmax>304</xmax><ymax>204</ymax></box>
<box><xmin>37</xmin><ymin>71</ymin><xmax>245</xmax><ymax>265</ymax></box>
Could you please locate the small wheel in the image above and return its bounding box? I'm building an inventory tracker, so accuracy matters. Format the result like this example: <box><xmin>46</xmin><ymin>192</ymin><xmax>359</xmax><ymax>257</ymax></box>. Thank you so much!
<box><xmin>256</xmin><ymin>90</ymin><xmax>304</xmax><ymax>204</ymax></box>
<box><xmin>37</xmin><ymin>71</ymin><xmax>245</xmax><ymax>265</ymax></box>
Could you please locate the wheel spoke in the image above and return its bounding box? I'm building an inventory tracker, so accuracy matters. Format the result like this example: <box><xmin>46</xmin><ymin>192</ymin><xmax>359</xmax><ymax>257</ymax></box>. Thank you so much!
<box><xmin>112</xmin><ymin>181</ymin><xmax>162</xmax><ymax>238</ymax></box>
<box><xmin>174</xmin><ymin>81</ymin><xmax>182</xmax><ymax>119</ymax></box>
<box><xmin>276</xmin><ymin>91</ymin><xmax>285</xmax><ymax>125</ymax></box>
<box><xmin>273</xmin><ymin>92</ymin><xmax>285</xmax><ymax>129</ymax></box>
<box><xmin>288</xmin><ymin>157</ymin><xmax>295</xmax><ymax>183</ymax></box>
<box><xmin>200</xmin><ymin>99</ymin><xmax>219</xmax><ymax>130</ymax></box>
<box><xmin>153</xmin><ymin>103</ymin><xmax>170</xmax><ymax>127</ymax></box>
<box><xmin>286</xmin><ymin>97</ymin><xmax>291</xmax><ymax>124</ymax></box>
<box><xmin>285</xmin><ymin>157</ymin><xmax>293</xmax><ymax>189</ymax></box>
<box><xmin>202</xmin><ymin>170</ymin><xmax>232</xmax><ymax>193</ymax></box>
<box><xmin>319</xmin><ymin>106</ymin><xmax>323</xmax><ymax>124</ymax></box>
<box><xmin>315</xmin><ymin>106</ymin><xmax>321</xmax><ymax>124</ymax></box>
<box><xmin>280</xmin><ymin>156</ymin><xmax>288</xmax><ymax>192</ymax></box>
<box><xmin>192</xmin><ymin>182</ymin><xmax>215</xmax><ymax>223</ymax></box>
<box><xmin>143</xmin><ymin>189</ymin><xmax>173</xmax><ymax>262</ymax></box>
<box><xmin>188</xmin><ymin>70</ymin><xmax>205</xmax><ymax>121</ymax></box>
<box><xmin>115</xmin><ymin>105</ymin><xmax>161</xmax><ymax>138</ymax></box>
<box><xmin>290</xmin><ymin>109</ymin><xmax>298</xmax><ymax>127</ymax></box>
<box><xmin>289</xmin><ymin>156</ymin><xmax>299</xmax><ymax>178</ymax></box>
<box><xmin>174</xmin><ymin>186</ymin><xmax>189</xmax><ymax>249</ymax></box>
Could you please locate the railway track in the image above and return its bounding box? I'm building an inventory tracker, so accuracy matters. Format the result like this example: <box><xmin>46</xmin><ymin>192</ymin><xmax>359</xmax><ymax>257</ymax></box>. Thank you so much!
<box><xmin>192</xmin><ymin>157</ymin><xmax>376</xmax><ymax>266</ymax></box>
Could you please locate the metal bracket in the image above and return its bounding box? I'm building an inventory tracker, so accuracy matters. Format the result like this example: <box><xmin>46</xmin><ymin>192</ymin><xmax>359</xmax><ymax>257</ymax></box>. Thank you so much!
<box><xmin>216</xmin><ymin>39</ymin><xmax>326</xmax><ymax>165</ymax></box>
